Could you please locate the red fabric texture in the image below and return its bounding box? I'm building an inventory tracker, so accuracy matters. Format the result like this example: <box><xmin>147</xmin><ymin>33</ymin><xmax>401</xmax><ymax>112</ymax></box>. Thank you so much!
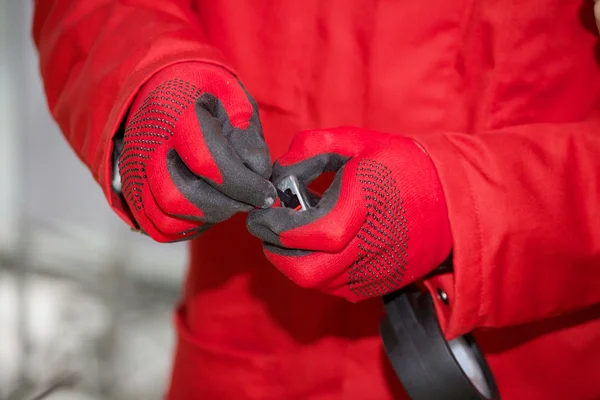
<box><xmin>250</xmin><ymin>128</ymin><xmax>451</xmax><ymax>302</ymax></box>
<box><xmin>33</xmin><ymin>0</ymin><xmax>600</xmax><ymax>399</ymax></box>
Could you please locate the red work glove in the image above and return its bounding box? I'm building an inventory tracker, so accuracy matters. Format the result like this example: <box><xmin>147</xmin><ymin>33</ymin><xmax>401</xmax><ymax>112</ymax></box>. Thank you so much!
<box><xmin>247</xmin><ymin>127</ymin><xmax>452</xmax><ymax>302</ymax></box>
<box><xmin>119</xmin><ymin>63</ymin><xmax>276</xmax><ymax>242</ymax></box>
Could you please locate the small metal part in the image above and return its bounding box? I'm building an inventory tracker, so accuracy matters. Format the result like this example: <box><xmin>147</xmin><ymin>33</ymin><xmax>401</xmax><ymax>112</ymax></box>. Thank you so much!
<box><xmin>276</xmin><ymin>187</ymin><xmax>295</xmax><ymax>207</ymax></box>
<box><xmin>276</xmin><ymin>176</ymin><xmax>320</xmax><ymax>211</ymax></box>
<box><xmin>437</xmin><ymin>288</ymin><xmax>449</xmax><ymax>305</ymax></box>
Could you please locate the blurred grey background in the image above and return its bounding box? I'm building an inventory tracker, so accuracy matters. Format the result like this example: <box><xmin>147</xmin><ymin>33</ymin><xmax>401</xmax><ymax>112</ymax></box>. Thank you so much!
<box><xmin>1</xmin><ymin>2</ymin><xmax>189</xmax><ymax>399</ymax></box>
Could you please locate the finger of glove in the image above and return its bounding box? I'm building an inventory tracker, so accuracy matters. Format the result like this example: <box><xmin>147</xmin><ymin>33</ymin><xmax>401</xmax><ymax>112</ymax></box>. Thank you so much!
<box><xmin>274</xmin><ymin>128</ymin><xmax>368</xmax><ymax>181</ymax></box>
<box><xmin>262</xmin><ymin>243</ymin><xmax>354</xmax><ymax>292</ymax></box>
<box><xmin>247</xmin><ymin>165</ymin><xmax>366</xmax><ymax>253</ymax></box>
<box><xmin>174</xmin><ymin>95</ymin><xmax>276</xmax><ymax>209</ymax></box>
<box><xmin>129</xmin><ymin>188</ymin><xmax>203</xmax><ymax>243</ymax></box>
<box><xmin>119</xmin><ymin>152</ymin><xmax>201</xmax><ymax>242</ymax></box>
<box><xmin>148</xmin><ymin>148</ymin><xmax>253</xmax><ymax>224</ymax></box>
<box><xmin>195</xmin><ymin>68</ymin><xmax>273</xmax><ymax>179</ymax></box>
<box><xmin>263</xmin><ymin>238</ymin><xmax>404</xmax><ymax>302</ymax></box>
<box><xmin>220</xmin><ymin>84</ymin><xmax>272</xmax><ymax>179</ymax></box>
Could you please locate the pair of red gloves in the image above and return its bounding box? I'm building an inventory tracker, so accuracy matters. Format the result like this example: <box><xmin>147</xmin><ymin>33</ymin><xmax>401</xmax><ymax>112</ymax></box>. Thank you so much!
<box><xmin>119</xmin><ymin>62</ymin><xmax>451</xmax><ymax>302</ymax></box>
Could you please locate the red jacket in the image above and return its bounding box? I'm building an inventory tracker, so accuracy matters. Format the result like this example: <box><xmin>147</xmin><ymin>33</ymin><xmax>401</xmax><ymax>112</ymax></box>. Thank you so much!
<box><xmin>34</xmin><ymin>1</ymin><xmax>600</xmax><ymax>399</ymax></box>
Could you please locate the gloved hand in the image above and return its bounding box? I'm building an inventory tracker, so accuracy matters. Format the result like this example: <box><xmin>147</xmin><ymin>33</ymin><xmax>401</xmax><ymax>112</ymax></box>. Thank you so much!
<box><xmin>119</xmin><ymin>62</ymin><xmax>276</xmax><ymax>242</ymax></box>
<box><xmin>247</xmin><ymin>127</ymin><xmax>452</xmax><ymax>302</ymax></box>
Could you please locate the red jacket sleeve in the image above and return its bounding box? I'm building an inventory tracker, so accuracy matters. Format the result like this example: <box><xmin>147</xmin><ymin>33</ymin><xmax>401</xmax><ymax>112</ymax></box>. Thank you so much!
<box><xmin>33</xmin><ymin>0</ymin><xmax>232</xmax><ymax>226</ymax></box>
<box><xmin>415</xmin><ymin>117</ymin><xmax>600</xmax><ymax>339</ymax></box>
